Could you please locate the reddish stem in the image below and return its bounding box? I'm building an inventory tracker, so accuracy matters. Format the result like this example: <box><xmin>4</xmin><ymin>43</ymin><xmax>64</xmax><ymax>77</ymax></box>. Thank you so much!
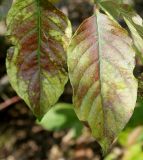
<box><xmin>0</xmin><ymin>96</ymin><xmax>21</xmax><ymax>111</ymax></box>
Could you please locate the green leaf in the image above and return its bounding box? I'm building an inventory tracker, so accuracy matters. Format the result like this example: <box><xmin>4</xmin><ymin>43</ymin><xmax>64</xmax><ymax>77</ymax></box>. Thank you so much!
<box><xmin>96</xmin><ymin>1</ymin><xmax>134</xmax><ymax>20</ymax></box>
<box><xmin>38</xmin><ymin>103</ymin><xmax>83</xmax><ymax>137</ymax></box>
<box><xmin>96</xmin><ymin>0</ymin><xmax>134</xmax><ymax>5</ymax></box>
<box><xmin>6</xmin><ymin>0</ymin><xmax>72</xmax><ymax>118</ymax></box>
<box><xmin>67</xmin><ymin>11</ymin><xmax>137</xmax><ymax>153</ymax></box>
<box><xmin>0</xmin><ymin>0</ymin><xmax>13</xmax><ymax>21</ymax></box>
<box><xmin>96</xmin><ymin>0</ymin><xmax>143</xmax><ymax>62</ymax></box>
<box><xmin>48</xmin><ymin>0</ymin><xmax>60</xmax><ymax>4</ymax></box>
<box><xmin>122</xmin><ymin>143</ymin><xmax>143</xmax><ymax>160</ymax></box>
<box><xmin>124</xmin><ymin>15</ymin><xmax>143</xmax><ymax>62</ymax></box>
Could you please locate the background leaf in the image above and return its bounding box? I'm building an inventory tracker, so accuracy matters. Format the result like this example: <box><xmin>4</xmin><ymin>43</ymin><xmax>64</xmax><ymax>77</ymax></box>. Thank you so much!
<box><xmin>38</xmin><ymin>103</ymin><xmax>83</xmax><ymax>138</ymax></box>
<box><xmin>118</xmin><ymin>100</ymin><xmax>143</xmax><ymax>146</ymax></box>
<box><xmin>68</xmin><ymin>11</ymin><xmax>137</xmax><ymax>153</ymax></box>
<box><xmin>96</xmin><ymin>0</ymin><xmax>143</xmax><ymax>63</ymax></box>
<box><xmin>6</xmin><ymin>0</ymin><xmax>72</xmax><ymax>118</ymax></box>
<box><xmin>0</xmin><ymin>0</ymin><xmax>13</xmax><ymax>21</ymax></box>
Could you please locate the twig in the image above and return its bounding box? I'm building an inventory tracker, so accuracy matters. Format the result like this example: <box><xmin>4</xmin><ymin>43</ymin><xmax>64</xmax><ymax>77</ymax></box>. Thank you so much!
<box><xmin>0</xmin><ymin>96</ymin><xmax>21</xmax><ymax>111</ymax></box>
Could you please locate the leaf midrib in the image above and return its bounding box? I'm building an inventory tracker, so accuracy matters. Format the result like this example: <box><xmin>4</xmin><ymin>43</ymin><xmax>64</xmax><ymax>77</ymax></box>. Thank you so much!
<box><xmin>95</xmin><ymin>11</ymin><xmax>105</xmax><ymax>134</ymax></box>
<box><xmin>36</xmin><ymin>0</ymin><xmax>42</xmax><ymax>115</ymax></box>
<box><xmin>36</xmin><ymin>0</ymin><xmax>41</xmax><ymax>66</ymax></box>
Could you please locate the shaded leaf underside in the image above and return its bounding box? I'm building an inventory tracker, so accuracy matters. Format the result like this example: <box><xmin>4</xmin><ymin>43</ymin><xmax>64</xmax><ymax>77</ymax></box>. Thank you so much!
<box><xmin>68</xmin><ymin>12</ymin><xmax>137</xmax><ymax>152</ymax></box>
<box><xmin>6</xmin><ymin>0</ymin><xmax>72</xmax><ymax>117</ymax></box>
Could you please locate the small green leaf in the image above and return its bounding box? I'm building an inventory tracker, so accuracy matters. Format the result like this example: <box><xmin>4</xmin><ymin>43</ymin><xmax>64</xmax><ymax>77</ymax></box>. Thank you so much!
<box><xmin>6</xmin><ymin>0</ymin><xmax>72</xmax><ymax>118</ymax></box>
<box><xmin>37</xmin><ymin>103</ymin><xmax>83</xmax><ymax>137</ymax></box>
<box><xmin>68</xmin><ymin>11</ymin><xmax>137</xmax><ymax>153</ymax></box>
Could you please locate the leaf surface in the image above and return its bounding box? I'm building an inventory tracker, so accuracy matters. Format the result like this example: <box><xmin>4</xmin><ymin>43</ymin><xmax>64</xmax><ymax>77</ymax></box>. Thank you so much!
<box><xmin>68</xmin><ymin>11</ymin><xmax>137</xmax><ymax>152</ymax></box>
<box><xmin>6</xmin><ymin>0</ymin><xmax>72</xmax><ymax>117</ymax></box>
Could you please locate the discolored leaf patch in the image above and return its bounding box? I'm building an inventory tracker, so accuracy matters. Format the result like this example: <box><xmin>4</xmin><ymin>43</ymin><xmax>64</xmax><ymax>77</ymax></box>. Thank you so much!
<box><xmin>68</xmin><ymin>11</ymin><xmax>137</xmax><ymax>152</ymax></box>
<box><xmin>6</xmin><ymin>0</ymin><xmax>72</xmax><ymax>117</ymax></box>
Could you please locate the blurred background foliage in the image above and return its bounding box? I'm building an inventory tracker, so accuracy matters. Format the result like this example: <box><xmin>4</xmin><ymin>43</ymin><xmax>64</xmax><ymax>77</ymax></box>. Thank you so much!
<box><xmin>0</xmin><ymin>0</ymin><xmax>143</xmax><ymax>160</ymax></box>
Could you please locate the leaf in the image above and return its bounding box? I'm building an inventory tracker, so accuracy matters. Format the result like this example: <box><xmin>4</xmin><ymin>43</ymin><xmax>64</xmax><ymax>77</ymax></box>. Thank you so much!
<box><xmin>67</xmin><ymin>11</ymin><xmax>137</xmax><ymax>153</ymax></box>
<box><xmin>6</xmin><ymin>0</ymin><xmax>72</xmax><ymax>118</ymax></box>
<box><xmin>97</xmin><ymin>1</ymin><xmax>143</xmax><ymax>97</ymax></box>
<box><xmin>0</xmin><ymin>0</ymin><xmax>13</xmax><ymax>21</ymax></box>
<box><xmin>48</xmin><ymin>0</ymin><xmax>60</xmax><ymax>4</ymax></box>
<box><xmin>96</xmin><ymin>0</ymin><xmax>143</xmax><ymax>62</ymax></box>
<box><xmin>118</xmin><ymin>100</ymin><xmax>143</xmax><ymax>146</ymax></box>
<box><xmin>37</xmin><ymin>103</ymin><xmax>83</xmax><ymax>137</ymax></box>
<box><xmin>96</xmin><ymin>1</ymin><xmax>134</xmax><ymax>20</ymax></box>
<box><xmin>124</xmin><ymin>14</ymin><xmax>143</xmax><ymax>62</ymax></box>
<box><xmin>127</xmin><ymin>100</ymin><xmax>143</xmax><ymax>128</ymax></box>
<box><xmin>122</xmin><ymin>143</ymin><xmax>143</xmax><ymax>160</ymax></box>
<box><xmin>96</xmin><ymin>0</ymin><xmax>134</xmax><ymax>6</ymax></box>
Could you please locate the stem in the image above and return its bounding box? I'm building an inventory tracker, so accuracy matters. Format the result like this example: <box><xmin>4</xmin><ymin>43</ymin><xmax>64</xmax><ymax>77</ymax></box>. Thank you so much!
<box><xmin>94</xmin><ymin>4</ymin><xmax>100</xmax><ymax>14</ymax></box>
<box><xmin>0</xmin><ymin>96</ymin><xmax>21</xmax><ymax>111</ymax></box>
